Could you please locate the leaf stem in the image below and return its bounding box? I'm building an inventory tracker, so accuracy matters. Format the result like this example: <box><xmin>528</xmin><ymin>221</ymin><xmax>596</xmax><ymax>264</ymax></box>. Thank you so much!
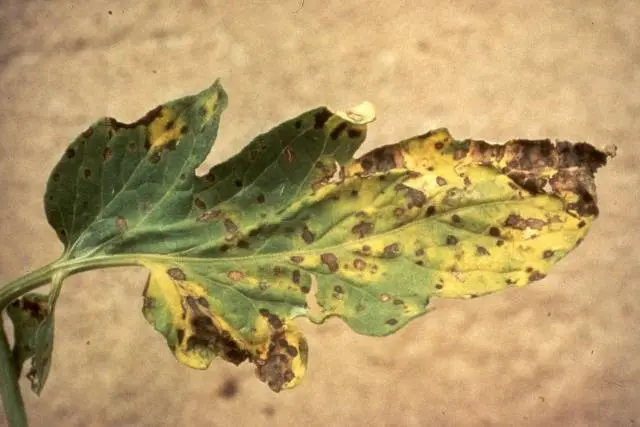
<box><xmin>0</xmin><ymin>261</ymin><xmax>60</xmax><ymax>311</ymax></box>
<box><xmin>0</xmin><ymin>255</ymin><xmax>141</xmax><ymax>426</ymax></box>
<box><xmin>0</xmin><ymin>316</ymin><xmax>29</xmax><ymax>427</ymax></box>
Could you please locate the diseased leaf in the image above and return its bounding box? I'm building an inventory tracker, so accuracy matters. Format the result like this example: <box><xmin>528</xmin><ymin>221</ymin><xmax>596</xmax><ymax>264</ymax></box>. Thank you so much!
<box><xmin>6</xmin><ymin>274</ymin><xmax>63</xmax><ymax>395</ymax></box>
<box><xmin>42</xmin><ymin>80</ymin><xmax>614</xmax><ymax>392</ymax></box>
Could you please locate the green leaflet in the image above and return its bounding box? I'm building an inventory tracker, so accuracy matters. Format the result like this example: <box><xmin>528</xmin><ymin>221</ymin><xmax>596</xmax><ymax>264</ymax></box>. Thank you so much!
<box><xmin>6</xmin><ymin>273</ymin><xmax>63</xmax><ymax>395</ymax></box>
<box><xmin>13</xmin><ymin>79</ymin><xmax>612</xmax><ymax>393</ymax></box>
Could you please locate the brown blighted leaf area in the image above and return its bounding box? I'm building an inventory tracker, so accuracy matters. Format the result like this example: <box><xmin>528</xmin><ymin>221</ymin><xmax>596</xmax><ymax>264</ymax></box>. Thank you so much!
<box><xmin>43</xmin><ymin>81</ymin><xmax>613</xmax><ymax>392</ymax></box>
<box><xmin>6</xmin><ymin>292</ymin><xmax>58</xmax><ymax>395</ymax></box>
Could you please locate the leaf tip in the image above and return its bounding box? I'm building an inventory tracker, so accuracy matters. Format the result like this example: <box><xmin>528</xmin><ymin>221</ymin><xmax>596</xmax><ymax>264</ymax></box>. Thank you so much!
<box><xmin>333</xmin><ymin>101</ymin><xmax>376</xmax><ymax>125</ymax></box>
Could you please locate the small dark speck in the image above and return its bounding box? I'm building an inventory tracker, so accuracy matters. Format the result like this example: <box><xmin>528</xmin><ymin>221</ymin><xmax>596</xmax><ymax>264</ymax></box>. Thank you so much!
<box><xmin>262</xmin><ymin>405</ymin><xmax>276</xmax><ymax>417</ymax></box>
<box><xmin>108</xmin><ymin>10</ymin><xmax>113</xmax><ymax>15</ymax></box>
<box><xmin>218</xmin><ymin>378</ymin><xmax>239</xmax><ymax>399</ymax></box>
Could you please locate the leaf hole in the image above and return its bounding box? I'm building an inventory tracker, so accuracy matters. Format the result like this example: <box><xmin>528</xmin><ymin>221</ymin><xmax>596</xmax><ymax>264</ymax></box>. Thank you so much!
<box><xmin>304</xmin><ymin>277</ymin><xmax>322</xmax><ymax>318</ymax></box>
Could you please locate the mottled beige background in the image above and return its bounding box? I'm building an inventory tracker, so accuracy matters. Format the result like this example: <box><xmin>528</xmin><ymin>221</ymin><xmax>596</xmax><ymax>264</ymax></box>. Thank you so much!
<box><xmin>0</xmin><ymin>1</ymin><xmax>638</xmax><ymax>426</ymax></box>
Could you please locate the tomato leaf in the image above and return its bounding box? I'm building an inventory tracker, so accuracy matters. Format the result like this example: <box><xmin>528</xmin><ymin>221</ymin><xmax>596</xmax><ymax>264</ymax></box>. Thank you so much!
<box><xmin>6</xmin><ymin>274</ymin><xmax>63</xmax><ymax>395</ymax></box>
<box><xmin>40</xmin><ymin>79</ymin><xmax>614</xmax><ymax>392</ymax></box>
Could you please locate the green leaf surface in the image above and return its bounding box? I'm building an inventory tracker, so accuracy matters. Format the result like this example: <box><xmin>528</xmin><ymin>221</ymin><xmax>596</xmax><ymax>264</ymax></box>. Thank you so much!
<box><xmin>40</xmin><ymin>79</ymin><xmax>613</xmax><ymax>392</ymax></box>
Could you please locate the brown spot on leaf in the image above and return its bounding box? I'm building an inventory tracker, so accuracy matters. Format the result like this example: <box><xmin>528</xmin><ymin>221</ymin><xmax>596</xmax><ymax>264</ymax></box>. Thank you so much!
<box><xmin>451</xmin><ymin>214</ymin><xmax>461</xmax><ymax>224</ymax></box>
<box><xmin>404</xmin><ymin>187</ymin><xmax>427</xmax><ymax>209</ymax></box>
<box><xmin>463</xmin><ymin>176</ymin><xmax>472</xmax><ymax>186</ymax></box>
<box><xmin>330</xmin><ymin>121</ymin><xmax>348</xmax><ymax>140</ymax></box>
<box><xmin>434</xmin><ymin>141</ymin><xmax>444</xmax><ymax>150</ymax></box>
<box><xmin>290</xmin><ymin>255</ymin><xmax>304</xmax><ymax>264</ymax></box>
<box><xmin>415</xmin><ymin>248</ymin><xmax>425</xmax><ymax>256</ymax></box>
<box><xmin>83</xmin><ymin>168</ymin><xmax>92</xmax><ymax>179</ymax></box>
<box><xmin>203</xmin><ymin>170</ymin><xmax>216</xmax><ymax>183</ymax></box>
<box><xmin>194</xmin><ymin>198</ymin><xmax>206</xmax><ymax>210</ymax></box>
<box><xmin>167</xmin><ymin>267</ymin><xmax>186</xmax><ymax>280</ymax></box>
<box><xmin>496</xmin><ymin>239</ymin><xmax>505</xmax><ymax>246</ymax></box>
<box><xmin>425</xmin><ymin>206</ymin><xmax>436</xmax><ymax>217</ymax></box>
<box><xmin>504</xmin><ymin>214</ymin><xmax>546</xmax><ymax>230</ymax></box>
<box><xmin>352</xmin><ymin>221</ymin><xmax>374</xmax><ymax>238</ymax></box>
<box><xmin>82</xmin><ymin>127</ymin><xmax>94</xmax><ymax>138</ymax></box>
<box><xmin>258</xmin><ymin>309</ymin><xmax>284</xmax><ymax>330</ymax></box>
<box><xmin>436</xmin><ymin>176</ymin><xmax>447</xmax><ymax>186</ymax></box>
<box><xmin>529</xmin><ymin>271</ymin><xmax>547</xmax><ymax>282</ymax></box>
<box><xmin>358</xmin><ymin>145</ymin><xmax>403</xmax><ymax>173</ymax></box>
<box><xmin>228</xmin><ymin>271</ymin><xmax>244</xmax><ymax>281</ymax></box>
<box><xmin>285</xmin><ymin>346</ymin><xmax>298</xmax><ymax>357</ymax></box>
<box><xmin>353</xmin><ymin>258</ymin><xmax>366</xmax><ymax>270</ymax></box>
<box><xmin>321</xmin><ymin>253</ymin><xmax>339</xmax><ymax>272</ymax></box>
<box><xmin>102</xmin><ymin>147</ymin><xmax>113</xmax><ymax>160</ymax></box>
<box><xmin>65</xmin><ymin>147</ymin><xmax>75</xmax><ymax>158</ymax></box>
<box><xmin>543</xmin><ymin>250</ymin><xmax>554</xmax><ymax>259</ymax></box>
<box><xmin>292</xmin><ymin>270</ymin><xmax>301</xmax><ymax>284</ymax></box>
<box><xmin>476</xmin><ymin>246</ymin><xmax>490</xmax><ymax>256</ymax></box>
<box><xmin>394</xmin><ymin>207</ymin><xmax>405</xmax><ymax>217</ymax></box>
<box><xmin>347</xmin><ymin>128</ymin><xmax>362</xmax><ymax>138</ymax></box>
<box><xmin>386</xmin><ymin>319</ymin><xmax>398</xmax><ymax>326</ymax></box>
<box><xmin>382</xmin><ymin>243</ymin><xmax>401</xmax><ymax>258</ymax></box>
<box><xmin>489</xmin><ymin>227</ymin><xmax>501</xmax><ymax>237</ymax></box>
<box><xmin>224</xmin><ymin>218</ymin><xmax>238</xmax><ymax>233</ymax></box>
<box><xmin>446</xmin><ymin>235</ymin><xmax>458</xmax><ymax>245</ymax></box>
<box><xmin>313</xmin><ymin>109</ymin><xmax>333</xmax><ymax>129</ymax></box>
<box><xmin>301</xmin><ymin>225</ymin><xmax>315</xmax><ymax>244</ymax></box>
<box><xmin>234</xmin><ymin>179</ymin><xmax>243</xmax><ymax>188</ymax></box>
<box><xmin>185</xmin><ymin>301</ymin><xmax>250</xmax><ymax>366</ymax></box>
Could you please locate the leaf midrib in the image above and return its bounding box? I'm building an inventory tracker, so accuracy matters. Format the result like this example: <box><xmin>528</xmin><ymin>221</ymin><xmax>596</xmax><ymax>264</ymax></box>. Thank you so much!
<box><xmin>70</xmin><ymin>196</ymin><xmax>574</xmax><ymax>269</ymax></box>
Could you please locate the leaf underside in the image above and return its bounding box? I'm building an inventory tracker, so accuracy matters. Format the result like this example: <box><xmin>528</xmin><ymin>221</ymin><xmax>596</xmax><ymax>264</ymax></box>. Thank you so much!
<box><xmin>7</xmin><ymin>276</ymin><xmax>62</xmax><ymax>396</ymax></box>
<box><xmin>27</xmin><ymin>79</ymin><xmax>613</xmax><ymax>393</ymax></box>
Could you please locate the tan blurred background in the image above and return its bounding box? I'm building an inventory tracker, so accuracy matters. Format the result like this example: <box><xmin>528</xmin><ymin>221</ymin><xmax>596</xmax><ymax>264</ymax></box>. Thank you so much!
<box><xmin>0</xmin><ymin>1</ymin><xmax>638</xmax><ymax>426</ymax></box>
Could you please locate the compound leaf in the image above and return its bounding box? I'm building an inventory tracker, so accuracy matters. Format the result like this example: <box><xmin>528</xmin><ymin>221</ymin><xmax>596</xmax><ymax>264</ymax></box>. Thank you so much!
<box><xmin>41</xmin><ymin>79</ymin><xmax>614</xmax><ymax>392</ymax></box>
